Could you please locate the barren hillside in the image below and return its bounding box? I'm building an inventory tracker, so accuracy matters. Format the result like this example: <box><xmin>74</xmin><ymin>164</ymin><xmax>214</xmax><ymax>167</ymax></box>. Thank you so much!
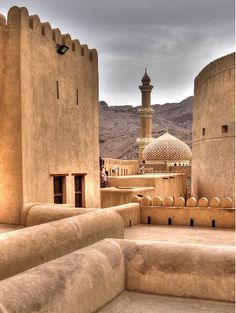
<box><xmin>99</xmin><ymin>96</ymin><xmax>193</xmax><ymax>159</ymax></box>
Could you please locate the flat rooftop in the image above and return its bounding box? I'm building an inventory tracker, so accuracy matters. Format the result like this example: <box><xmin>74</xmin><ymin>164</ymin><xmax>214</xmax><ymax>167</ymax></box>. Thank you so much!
<box><xmin>124</xmin><ymin>224</ymin><xmax>235</xmax><ymax>246</ymax></box>
<box><xmin>109</xmin><ymin>173</ymin><xmax>184</xmax><ymax>179</ymax></box>
<box><xmin>98</xmin><ymin>291</ymin><xmax>234</xmax><ymax>313</ymax></box>
<box><xmin>101</xmin><ymin>186</ymin><xmax>154</xmax><ymax>192</ymax></box>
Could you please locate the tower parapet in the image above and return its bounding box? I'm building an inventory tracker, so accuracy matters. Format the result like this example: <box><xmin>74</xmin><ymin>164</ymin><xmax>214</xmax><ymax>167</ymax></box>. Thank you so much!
<box><xmin>137</xmin><ymin>69</ymin><xmax>154</xmax><ymax>161</ymax></box>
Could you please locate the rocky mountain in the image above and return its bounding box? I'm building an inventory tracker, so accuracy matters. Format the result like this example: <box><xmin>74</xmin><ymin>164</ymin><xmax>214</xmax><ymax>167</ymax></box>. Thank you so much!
<box><xmin>99</xmin><ymin>96</ymin><xmax>193</xmax><ymax>159</ymax></box>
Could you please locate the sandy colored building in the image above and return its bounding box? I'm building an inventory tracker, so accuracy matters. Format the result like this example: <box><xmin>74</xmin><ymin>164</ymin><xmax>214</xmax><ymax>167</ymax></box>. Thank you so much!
<box><xmin>0</xmin><ymin>6</ymin><xmax>100</xmax><ymax>224</ymax></box>
<box><xmin>104</xmin><ymin>158</ymin><xmax>138</xmax><ymax>176</ymax></box>
<box><xmin>0</xmin><ymin>6</ymin><xmax>234</xmax><ymax>313</ymax></box>
<box><xmin>192</xmin><ymin>53</ymin><xmax>235</xmax><ymax>204</ymax></box>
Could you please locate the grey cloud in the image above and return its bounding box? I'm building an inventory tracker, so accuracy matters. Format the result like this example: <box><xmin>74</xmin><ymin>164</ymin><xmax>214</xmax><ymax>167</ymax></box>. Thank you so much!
<box><xmin>0</xmin><ymin>0</ymin><xmax>234</xmax><ymax>105</ymax></box>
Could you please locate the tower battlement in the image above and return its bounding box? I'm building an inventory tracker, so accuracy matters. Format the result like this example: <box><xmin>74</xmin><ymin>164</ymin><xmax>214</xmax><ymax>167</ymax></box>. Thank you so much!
<box><xmin>0</xmin><ymin>6</ymin><xmax>97</xmax><ymax>62</ymax></box>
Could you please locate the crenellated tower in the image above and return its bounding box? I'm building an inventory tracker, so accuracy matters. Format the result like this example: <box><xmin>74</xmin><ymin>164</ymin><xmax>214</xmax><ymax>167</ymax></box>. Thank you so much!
<box><xmin>0</xmin><ymin>6</ymin><xmax>100</xmax><ymax>223</ymax></box>
<box><xmin>137</xmin><ymin>68</ymin><xmax>154</xmax><ymax>161</ymax></box>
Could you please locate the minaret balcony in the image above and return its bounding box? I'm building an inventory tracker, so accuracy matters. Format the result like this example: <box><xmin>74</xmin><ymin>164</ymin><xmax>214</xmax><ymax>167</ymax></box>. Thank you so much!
<box><xmin>139</xmin><ymin>85</ymin><xmax>153</xmax><ymax>92</ymax></box>
<box><xmin>136</xmin><ymin>137</ymin><xmax>153</xmax><ymax>145</ymax></box>
<box><xmin>138</xmin><ymin>107</ymin><xmax>154</xmax><ymax>117</ymax></box>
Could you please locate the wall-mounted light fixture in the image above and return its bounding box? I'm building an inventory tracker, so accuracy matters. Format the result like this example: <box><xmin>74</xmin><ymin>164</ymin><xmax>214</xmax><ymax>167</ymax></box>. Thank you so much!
<box><xmin>56</xmin><ymin>44</ymin><xmax>69</xmax><ymax>55</ymax></box>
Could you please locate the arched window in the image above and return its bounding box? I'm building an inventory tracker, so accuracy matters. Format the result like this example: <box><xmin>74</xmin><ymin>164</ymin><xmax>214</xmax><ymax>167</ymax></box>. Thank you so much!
<box><xmin>190</xmin><ymin>218</ymin><xmax>194</xmax><ymax>227</ymax></box>
<box><xmin>168</xmin><ymin>217</ymin><xmax>172</xmax><ymax>225</ymax></box>
<box><xmin>147</xmin><ymin>216</ymin><xmax>152</xmax><ymax>224</ymax></box>
<box><xmin>212</xmin><ymin>220</ymin><xmax>216</xmax><ymax>228</ymax></box>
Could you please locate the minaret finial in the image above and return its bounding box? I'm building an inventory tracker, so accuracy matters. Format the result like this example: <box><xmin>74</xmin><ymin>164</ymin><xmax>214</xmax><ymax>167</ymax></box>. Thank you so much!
<box><xmin>145</xmin><ymin>67</ymin><xmax>147</xmax><ymax>74</ymax></box>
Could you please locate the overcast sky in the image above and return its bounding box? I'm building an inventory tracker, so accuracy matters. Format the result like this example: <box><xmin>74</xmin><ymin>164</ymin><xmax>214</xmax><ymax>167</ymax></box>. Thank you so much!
<box><xmin>1</xmin><ymin>0</ymin><xmax>234</xmax><ymax>106</ymax></box>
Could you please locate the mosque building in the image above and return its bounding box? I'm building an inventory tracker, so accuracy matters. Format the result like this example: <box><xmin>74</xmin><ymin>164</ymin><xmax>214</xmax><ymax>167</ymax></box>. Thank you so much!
<box><xmin>138</xmin><ymin>69</ymin><xmax>192</xmax><ymax>172</ymax></box>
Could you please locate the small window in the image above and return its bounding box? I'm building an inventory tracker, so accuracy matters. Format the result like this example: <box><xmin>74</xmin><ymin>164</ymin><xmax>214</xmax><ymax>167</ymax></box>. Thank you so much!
<box><xmin>53</xmin><ymin>176</ymin><xmax>65</xmax><ymax>204</ymax></box>
<box><xmin>56</xmin><ymin>81</ymin><xmax>59</xmax><ymax>99</ymax></box>
<box><xmin>76</xmin><ymin>89</ymin><xmax>78</xmax><ymax>105</ymax></box>
<box><xmin>221</xmin><ymin>125</ymin><xmax>228</xmax><ymax>133</ymax></box>
<box><xmin>129</xmin><ymin>220</ymin><xmax>132</xmax><ymax>227</ymax></box>
<box><xmin>74</xmin><ymin>175</ymin><xmax>85</xmax><ymax>207</ymax></box>
<box><xmin>202</xmin><ymin>128</ymin><xmax>205</xmax><ymax>136</ymax></box>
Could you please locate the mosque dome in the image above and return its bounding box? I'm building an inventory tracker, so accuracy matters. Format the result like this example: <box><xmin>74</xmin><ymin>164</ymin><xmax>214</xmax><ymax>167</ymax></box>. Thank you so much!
<box><xmin>143</xmin><ymin>131</ymin><xmax>192</xmax><ymax>163</ymax></box>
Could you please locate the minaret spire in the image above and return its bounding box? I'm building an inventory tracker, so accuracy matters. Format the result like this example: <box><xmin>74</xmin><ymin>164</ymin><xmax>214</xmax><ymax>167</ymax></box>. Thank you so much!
<box><xmin>137</xmin><ymin>69</ymin><xmax>154</xmax><ymax>161</ymax></box>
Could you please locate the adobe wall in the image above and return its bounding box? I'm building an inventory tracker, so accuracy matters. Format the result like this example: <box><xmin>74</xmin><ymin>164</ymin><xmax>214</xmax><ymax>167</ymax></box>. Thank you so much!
<box><xmin>22</xmin><ymin>203</ymin><xmax>99</xmax><ymax>226</ymax></box>
<box><xmin>21</xmin><ymin>202</ymin><xmax>140</xmax><ymax>227</ymax></box>
<box><xmin>107</xmin><ymin>174</ymin><xmax>187</xmax><ymax>198</ymax></box>
<box><xmin>104</xmin><ymin>158</ymin><xmax>139</xmax><ymax>176</ymax></box>
<box><xmin>192</xmin><ymin>53</ymin><xmax>235</xmax><ymax>203</ymax></box>
<box><xmin>107</xmin><ymin>203</ymin><xmax>141</xmax><ymax>227</ymax></box>
<box><xmin>0</xmin><ymin>11</ymin><xmax>23</xmax><ymax>224</ymax></box>
<box><xmin>122</xmin><ymin>240</ymin><xmax>234</xmax><ymax>302</ymax></box>
<box><xmin>101</xmin><ymin>186</ymin><xmax>155</xmax><ymax>208</ymax></box>
<box><xmin>137</xmin><ymin>195</ymin><xmax>234</xmax><ymax>228</ymax></box>
<box><xmin>141</xmin><ymin>206</ymin><xmax>234</xmax><ymax>228</ymax></box>
<box><xmin>0</xmin><ymin>210</ymin><xmax>123</xmax><ymax>280</ymax></box>
<box><xmin>0</xmin><ymin>6</ymin><xmax>100</xmax><ymax>224</ymax></box>
<box><xmin>0</xmin><ymin>239</ymin><xmax>125</xmax><ymax>313</ymax></box>
<box><xmin>0</xmin><ymin>239</ymin><xmax>233</xmax><ymax>312</ymax></box>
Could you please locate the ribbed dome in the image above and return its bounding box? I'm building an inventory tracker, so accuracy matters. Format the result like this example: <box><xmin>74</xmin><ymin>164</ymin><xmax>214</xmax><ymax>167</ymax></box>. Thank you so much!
<box><xmin>143</xmin><ymin>132</ymin><xmax>192</xmax><ymax>162</ymax></box>
<box><xmin>142</xmin><ymin>72</ymin><xmax>151</xmax><ymax>84</ymax></box>
<box><xmin>141</xmin><ymin>68</ymin><xmax>151</xmax><ymax>84</ymax></box>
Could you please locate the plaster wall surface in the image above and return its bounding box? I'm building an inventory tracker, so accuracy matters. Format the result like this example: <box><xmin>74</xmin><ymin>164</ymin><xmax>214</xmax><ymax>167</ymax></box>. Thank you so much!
<box><xmin>107</xmin><ymin>174</ymin><xmax>187</xmax><ymax>198</ymax></box>
<box><xmin>121</xmin><ymin>240</ymin><xmax>234</xmax><ymax>302</ymax></box>
<box><xmin>0</xmin><ymin>239</ymin><xmax>125</xmax><ymax>313</ymax></box>
<box><xmin>192</xmin><ymin>53</ymin><xmax>235</xmax><ymax>203</ymax></box>
<box><xmin>24</xmin><ymin>203</ymin><xmax>98</xmax><ymax>226</ymax></box>
<box><xmin>0</xmin><ymin>6</ymin><xmax>100</xmax><ymax>224</ymax></box>
<box><xmin>0</xmin><ymin>10</ymin><xmax>23</xmax><ymax>224</ymax></box>
<box><xmin>104</xmin><ymin>158</ymin><xmax>139</xmax><ymax>176</ymax></box>
<box><xmin>141</xmin><ymin>206</ymin><xmax>235</xmax><ymax>228</ymax></box>
<box><xmin>0</xmin><ymin>224</ymin><xmax>23</xmax><ymax>234</ymax></box>
<box><xmin>0</xmin><ymin>238</ymin><xmax>233</xmax><ymax>312</ymax></box>
<box><xmin>0</xmin><ymin>210</ymin><xmax>123</xmax><ymax>280</ymax></box>
<box><xmin>101</xmin><ymin>186</ymin><xmax>155</xmax><ymax>208</ymax></box>
<box><xmin>107</xmin><ymin>203</ymin><xmax>141</xmax><ymax>227</ymax></box>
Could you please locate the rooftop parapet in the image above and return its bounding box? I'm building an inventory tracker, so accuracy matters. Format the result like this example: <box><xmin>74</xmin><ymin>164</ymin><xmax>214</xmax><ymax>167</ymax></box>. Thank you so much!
<box><xmin>3</xmin><ymin>6</ymin><xmax>98</xmax><ymax>62</ymax></box>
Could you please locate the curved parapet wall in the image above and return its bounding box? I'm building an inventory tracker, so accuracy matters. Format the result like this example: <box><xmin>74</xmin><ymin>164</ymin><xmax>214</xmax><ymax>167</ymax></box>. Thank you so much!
<box><xmin>192</xmin><ymin>53</ymin><xmax>235</xmax><ymax>203</ymax></box>
<box><xmin>0</xmin><ymin>239</ymin><xmax>125</xmax><ymax>313</ymax></box>
<box><xmin>21</xmin><ymin>203</ymin><xmax>99</xmax><ymax>226</ymax></box>
<box><xmin>107</xmin><ymin>203</ymin><xmax>140</xmax><ymax>227</ymax></box>
<box><xmin>0</xmin><ymin>239</ymin><xmax>233</xmax><ymax>312</ymax></box>
<box><xmin>0</xmin><ymin>210</ymin><xmax>124</xmax><ymax>280</ymax></box>
<box><xmin>122</xmin><ymin>240</ymin><xmax>234</xmax><ymax>302</ymax></box>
